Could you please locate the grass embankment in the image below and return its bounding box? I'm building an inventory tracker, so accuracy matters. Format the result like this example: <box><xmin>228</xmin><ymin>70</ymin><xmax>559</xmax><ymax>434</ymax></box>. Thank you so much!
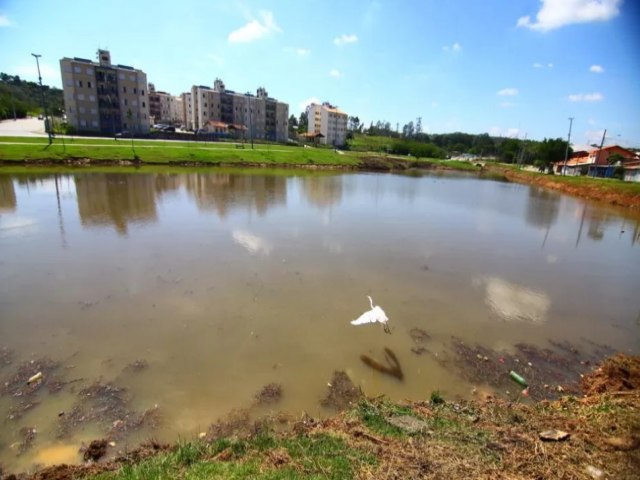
<box><xmin>495</xmin><ymin>166</ymin><xmax>640</xmax><ymax>209</ymax></box>
<box><xmin>27</xmin><ymin>355</ymin><xmax>640</xmax><ymax>480</ymax></box>
<box><xmin>0</xmin><ymin>136</ymin><xmax>478</xmax><ymax>173</ymax></box>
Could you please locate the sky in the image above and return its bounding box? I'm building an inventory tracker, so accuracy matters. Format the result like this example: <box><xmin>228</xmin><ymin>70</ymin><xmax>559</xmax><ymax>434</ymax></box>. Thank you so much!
<box><xmin>0</xmin><ymin>0</ymin><xmax>639</xmax><ymax>147</ymax></box>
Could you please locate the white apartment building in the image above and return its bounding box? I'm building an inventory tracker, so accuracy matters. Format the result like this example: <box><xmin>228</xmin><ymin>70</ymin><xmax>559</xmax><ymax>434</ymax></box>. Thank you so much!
<box><xmin>307</xmin><ymin>102</ymin><xmax>348</xmax><ymax>147</ymax></box>
<box><xmin>60</xmin><ymin>50</ymin><xmax>150</xmax><ymax>134</ymax></box>
<box><xmin>181</xmin><ymin>92</ymin><xmax>193</xmax><ymax>130</ymax></box>
<box><xmin>190</xmin><ymin>79</ymin><xmax>288</xmax><ymax>142</ymax></box>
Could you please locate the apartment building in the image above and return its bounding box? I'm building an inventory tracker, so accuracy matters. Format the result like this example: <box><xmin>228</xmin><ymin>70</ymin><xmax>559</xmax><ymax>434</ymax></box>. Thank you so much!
<box><xmin>307</xmin><ymin>102</ymin><xmax>348</xmax><ymax>147</ymax></box>
<box><xmin>181</xmin><ymin>92</ymin><xmax>193</xmax><ymax>130</ymax></box>
<box><xmin>60</xmin><ymin>50</ymin><xmax>150</xmax><ymax>134</ymax></box>
<box><xmin>148</xmin><ymin>83</ymin><xmax>183</xmax><ymax>125</ymax></box>
<box><xmin>190</xmin><ymin>79</ymin><xmax>288</xmax><ymax>142</ymax></box>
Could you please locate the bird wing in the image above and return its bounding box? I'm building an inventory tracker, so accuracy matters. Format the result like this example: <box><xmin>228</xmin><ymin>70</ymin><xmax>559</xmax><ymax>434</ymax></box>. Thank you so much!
<box><xmin>351</xmin><ymin>309</ymin><xmax>377</xmax><ymax>325</ymax></box>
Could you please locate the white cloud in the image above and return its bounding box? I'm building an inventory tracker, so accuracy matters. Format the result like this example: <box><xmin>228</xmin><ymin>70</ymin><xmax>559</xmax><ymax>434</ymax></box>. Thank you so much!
<box><xmin>228</xmin><ymin>10</ymin><xmax>282</xmax><ymax>43</ymax></box>
<box><xmin>295</xmin><ymin>48</ymin><xmax>310</xmax><ymax>56</ymax></box>
<box><xmin>489</xmin><ymin>126</ymin><xmax>522</xmax><ymax>138</ymax></box>
<box><xmin>13</xmin><ymin>63</ymin><xmax>59</xmax><ymax>84</ymax></box>
<box><xmin>590</xmin><ymin>64</ymin><xmax>604</xmax><ymax>73</ymax></box>
<box><xmin>299</xmin><ymin>97</ymin><xmax>321</xmax><ymax>112</ymax></box>
<box><xmin>533</xmin><ymin>62</ymin><xmax>554</xmax><ymax>68</ymax></box>
<box><xmin>500</xmin><ymin>102</ymin><xmax>515</xmax><ymax>108</ymax></box>
<box><xmin>329</xmin><ymin>69</ymin><xmax>342</xmax><ymax>78</ymax></box>
<box><xmin>334</xmin><ymin>33</ymin><xmax>358</xmax><ymax>46</ymax></box>
<box><xmin>442</xmin><ymin>42</ymin><xmax>462</xmax><ymax>52</ymax></box>
<box><xmin>0</xmin><ymin>14</ymin><xmax>12</xmax><ymax>26</ymax></box>
<box><xmin>568</xmin><ymin>92</ymin><xmax>604</xmax><ymax>102</ymax></box>
<box><xmin>232</xmin><ymin>230</ymin><xmax>272</xmax><ymax>255</ymax></box>
<box><xmin>497</xmin><ymin>88</ymin><xmax>519</xmax><ymax>96</ymax></box>
<box><xmin>517</xmin><ymin>0</ymin><xmax>621</xmax><ymax>32</ymax></box>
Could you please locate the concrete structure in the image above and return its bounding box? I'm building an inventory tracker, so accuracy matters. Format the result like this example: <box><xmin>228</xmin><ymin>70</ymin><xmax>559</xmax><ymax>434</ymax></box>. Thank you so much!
<box><xmin>60</xmin><ymin>50</ymin><xmax>150</xmax><ymax>135</ymax></box>
<box><xmin>306</xmin><ymin>102</ymin><xmax>348</xmax><ymax>147</ymax></box>
<box><xmin>190</xmin><ymin>79</ymin><xmax>288</xmax><ymax>142</ymax></box>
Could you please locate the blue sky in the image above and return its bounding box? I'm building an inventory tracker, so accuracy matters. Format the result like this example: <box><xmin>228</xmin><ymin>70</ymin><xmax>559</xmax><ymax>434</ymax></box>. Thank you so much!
<box><xmin>0</xmin><ymin>0</ymin><xmax>638</xmax><ymax>147</ymax></box>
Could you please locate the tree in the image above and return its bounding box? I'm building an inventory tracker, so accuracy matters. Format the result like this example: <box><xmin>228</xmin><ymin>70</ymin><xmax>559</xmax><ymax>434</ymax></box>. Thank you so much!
<box><xmin>298</xmin><ymin>111</ymin><xmax>308</xmax><ymax>133</ymax></box>
<box><xmin>288</xmin><ymin>114</ymin><xmax>298</xmax><ymax>137</ymax></box>
<box><xmin>607</xmin><ymin>153</ymin><xmax>625</xmax><ymax>165</ymax></box>
<box><xmin>534</xmin><ymin>138</ymin><xmax>569</xmax><ymax>169</ymax></box>
<box><xmin>348</xmin><ymin>115</ymin><xmax>361</xmax><ymax>132</ymax></box>
<box><xmin>415</xmin><ymin>117</ymin><xmax>422</xmax><ymax>135</ymax></box>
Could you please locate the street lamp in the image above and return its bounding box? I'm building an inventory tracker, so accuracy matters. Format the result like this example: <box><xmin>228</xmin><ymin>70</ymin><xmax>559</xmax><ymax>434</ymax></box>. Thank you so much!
<box><xmin>31</xmin><ymin>53</ymin><xmax>53</xmax><ymax>144</ymax></box>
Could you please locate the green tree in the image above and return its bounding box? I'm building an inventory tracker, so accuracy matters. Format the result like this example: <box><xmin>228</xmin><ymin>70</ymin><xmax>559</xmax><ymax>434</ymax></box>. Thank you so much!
<box><xmin>298</xmin><ymin>111</ymin><xmax>308</xmax><ymax>132</ymax></box>
<box><xmin>288</xmin><ymin>114</ymin><xmax>298</xmax><ymax>138</ymax></box>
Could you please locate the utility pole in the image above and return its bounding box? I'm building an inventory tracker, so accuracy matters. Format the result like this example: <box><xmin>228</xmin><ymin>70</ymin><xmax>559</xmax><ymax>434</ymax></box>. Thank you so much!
<box><xmin>562</xmin><ymin>117</ymin><xmax>574</xmax><ymax>176</ymax></box>
<box><xmin>31</xmin><ymin>53</ymin><xmax>53</xmax><ymax>145</ymax></box>
<box><xmin>595</xmin><ymin>129</ymin><xmax>607</xmax><ymax>174</ymax></box>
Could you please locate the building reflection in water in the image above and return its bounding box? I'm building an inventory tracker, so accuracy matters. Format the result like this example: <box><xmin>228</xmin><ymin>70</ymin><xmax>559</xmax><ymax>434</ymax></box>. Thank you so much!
<box><xmin>0</xmin><ymin>176</ymin><xmax>17</xmax><ymax>213</ymax></box>
<box><xmin>184</xmin><ymin>173</ymin><xmax>286</xmax><ymax>217</ymax></box>
<box><xmin>299</xmin><ymin>174</ymin><xmax>343</xmax><ymax>209</ymax></box>
<box><xmin>74</xmin><ymin>173</ymin><xmax>158</xmax><ymax>235</ymax></box>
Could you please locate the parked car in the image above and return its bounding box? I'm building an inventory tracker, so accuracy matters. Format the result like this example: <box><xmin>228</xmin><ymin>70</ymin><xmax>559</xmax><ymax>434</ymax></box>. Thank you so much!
<box><xmin>115</xmin><ymin>131</ymin><xmax>130</xmax><ymax>138</ymax></box>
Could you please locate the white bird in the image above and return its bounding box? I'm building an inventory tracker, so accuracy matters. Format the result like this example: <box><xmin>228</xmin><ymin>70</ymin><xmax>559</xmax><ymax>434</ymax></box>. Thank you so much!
<box><xmin>351</xmin><ymin>296</ymin><xmax>391</xmax><ymax>333</ymax></box>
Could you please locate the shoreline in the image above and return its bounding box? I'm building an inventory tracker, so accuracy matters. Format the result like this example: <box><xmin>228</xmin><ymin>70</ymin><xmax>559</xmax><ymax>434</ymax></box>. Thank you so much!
<box><xmin>9</xmin><ymin>353</ymin><xmax>639</xmax><ymax>480</ymax></box>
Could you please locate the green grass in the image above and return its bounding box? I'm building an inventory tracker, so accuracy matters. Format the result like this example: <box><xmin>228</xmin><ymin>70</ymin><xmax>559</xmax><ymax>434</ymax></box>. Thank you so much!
<box><xmin>89</xmin><ymin>432</ymin><xmax>376</xmax><ymax>480</ymax></box>
<box><xmin>0</xmin><ymin>136</ymin><xmax>362</xmax><ymax>166</ymax></box>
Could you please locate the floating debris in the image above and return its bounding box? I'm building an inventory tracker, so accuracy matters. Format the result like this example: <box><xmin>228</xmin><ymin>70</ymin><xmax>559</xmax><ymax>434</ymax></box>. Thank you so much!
<box><xmin>321</xmin><ymin>371</ymin><xmax>363</xmax><ymax>410</ymax></box>
<box><xmin>0</xmin><ymin>347</ymin><xmax>14</xmax><ymax>368</ymax></box>
<box><xmin>17</xmin><ymin>427</ymin><xmax>37</xmax><ymax>455</ymax></box>
<box><xmin>361</xmin><ymin>347</ymin><xmax>404</xmax><ymax>380</ymax></box>
<box><xmin>254</xmin><ymin>383</ymin><xmax>283</xmax><ymax>405</ymax></box>
<box><xmin>124</xmin><ymin>360</ymin><xmax>149</xmax><ymax>373</ymax></box>
<box><xmin>1</xmin><ymin>357</ymin><xmax>60</xmax><ymax>397</ymax></box>
<box><xmin>82</xmin><ymin>439</ymin><xmax>108</xmax><ymax>462</ymax></box>
<box><xmin>409</xmin><ymin>328</ymin><xmax>431</xmax><ymax>344</ymax></box>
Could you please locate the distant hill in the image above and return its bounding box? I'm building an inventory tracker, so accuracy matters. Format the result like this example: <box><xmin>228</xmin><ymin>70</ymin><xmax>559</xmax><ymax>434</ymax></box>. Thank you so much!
<box><xmin>0</xmin><ymin>72</ymin><xmax>63</xmax><ymax>120</ymax></box>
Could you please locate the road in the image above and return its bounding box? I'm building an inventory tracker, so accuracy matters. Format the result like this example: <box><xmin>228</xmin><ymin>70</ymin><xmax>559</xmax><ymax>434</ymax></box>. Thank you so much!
<box><xmin>0</xmin><ymin>117</ymin><xmax>47</xmax><ymax>137</ymax></box>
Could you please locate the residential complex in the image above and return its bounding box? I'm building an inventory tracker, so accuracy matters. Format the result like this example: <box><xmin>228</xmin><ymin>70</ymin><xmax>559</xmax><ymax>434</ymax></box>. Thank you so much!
<box><xmin>59</xmin><ymin>51</ymin><xmax>291</xmax><ymax>142</ymax></box>
<box><xmin>191</xmin><ymin>79</ymin><xmax>288</xmax><ymax>142</ymax></box>
<box><xmin>59</xmin><ymin>50</ymin><xmax>150</xmax><ymax>134</ymax></box>
<box><xmin>148</xmin><ymin>83</ymin><xmax>183</xmax><ymax>125</ymax></box>
<box><xmin>307</xmin><ymin>102</ymin><xmax>348</xmax><ymax>147</ymax></box>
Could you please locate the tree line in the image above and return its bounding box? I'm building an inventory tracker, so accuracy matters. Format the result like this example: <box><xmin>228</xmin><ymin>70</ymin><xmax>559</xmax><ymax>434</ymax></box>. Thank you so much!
<box><xmin>0</xmin><ymin>73</ymin><xmax>64</xmax><ymax>120</ymax></box>
<box><xmin>354</xmin><ymin>117</ymin><xmax>571</xmax><ymax>168</ymax></box>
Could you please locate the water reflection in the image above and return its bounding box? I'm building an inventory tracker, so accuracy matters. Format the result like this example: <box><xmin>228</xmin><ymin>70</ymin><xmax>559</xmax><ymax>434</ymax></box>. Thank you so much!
<box><xmin>477</xmin><ymin>276</ymin><xmax>551</xmax><ymax>324</ymax></box>
<box><xmin>525</xmin><ymin>187</ymin><xmax>560</xmax><ymax>229</ymax></box>
<box><xmin>75</xmin><ymin>174</ymin><xmax>157</xmax><ymax>235</ymax></box>
<box><xmin>300</xmin><ymin>175</ymin><xmax>343</xmax><ymax>209</ymax></box>
<box><xmin>232</xmin><ymin>230</ymin><xmax>272</xmax><ymax>255</ymax></box>
<box><xmin>184</xmin><ymin>173</ymin><xmax>286</xmax><ymax>217</ymax></box>
<box><xmin>0</xmin><ymin>176</ymin><xmax>16</xmax><ymax>212</ymax></box>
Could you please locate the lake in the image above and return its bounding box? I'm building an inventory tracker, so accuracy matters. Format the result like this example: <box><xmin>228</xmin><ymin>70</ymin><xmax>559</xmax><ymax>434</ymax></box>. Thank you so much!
<box><xmin>1</xmin><ymin>168</ymin><xmax>639</xmax><ymax>472</ymax></box>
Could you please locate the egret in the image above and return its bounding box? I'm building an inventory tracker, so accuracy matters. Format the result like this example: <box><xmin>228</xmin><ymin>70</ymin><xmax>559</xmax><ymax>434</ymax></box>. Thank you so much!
<box><xmin>350</xmin><ymin>296</ymin><xmax>391</xmax><ymax>333</ymax></box>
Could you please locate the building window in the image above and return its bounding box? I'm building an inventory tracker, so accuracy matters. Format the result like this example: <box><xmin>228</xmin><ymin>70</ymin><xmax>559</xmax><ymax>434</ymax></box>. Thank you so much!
<box><xmin>91</xmin><ymin>108</ymin><xmax>97</xmax><ymax>114</ymax></box>
<box><xmin>92</xmin><ymin>120</ymin><xmax>98</xmax><ymax>127</ymax></box>
<box><xmin>132</xmin><ymin>100</ymin><xmax>138</xmax><ymax>107</ymax></box>
<box><xmin>142</xmin><ymin>101</ymin><xmax>146</xmax><ymax>108</ymax></box>
<box><xmin>77</xmin><ymin>80</ymin><xmax>83</xmax><ymax>88</ymax></box>
<box><xmin>129</xmin><ymin>75</ymin><xmax>135</xmax><ymax>81</ymax></box>
<box><xmin>119</xmin><ymin>73</ymin><xmax>125</xmax><ymax>80</ymax></box>
<box><xmin>123</xmin><ymin>86</ymin><xmax>127</xmax><ymax>93</ymax></box>
<box><xmin>123</xmin><ymin>122</ymin><xmax>127</xmax><ymax>129</ymax></box>
<box><xmin>87</xmin><ymin>68</ymin><xmax>94</xmax><ymax>75</ymax></box>
<box><xmin>78</xmin><ymin>93</ymin><xmax>85</xmax><ymax>100</ymax></box>
<box><xmin>80</xmin><ymin>119</ymin><xmax>86</xmax><ymax>127</ymax></box>
<box><xmin>141</xmin><ymin>90</ymin><xmax>144</xmax><ymax>96</ymax></box>
<box><xmin>133</xmin><ymin>87</ymin><xmax>137</xmax><ymax>94</ymax></box>
<box><xmin>124</xmin><ymin>98</ymin><xmax>128</xmax><ymax>106</ymax></box>
<box><xmin>74</xmin><ymin>66</ymin><xmax>81</xmax><ymax>73</ymax></box>
<box><xmin>89</xmin><ymin>95</ymin><xmax>95</xmax><ymax>102</ymax></box>
<box><xmin>88</xmin><ymin>81</ymin><xmax>92</xmax><ymax>88</ymax></box>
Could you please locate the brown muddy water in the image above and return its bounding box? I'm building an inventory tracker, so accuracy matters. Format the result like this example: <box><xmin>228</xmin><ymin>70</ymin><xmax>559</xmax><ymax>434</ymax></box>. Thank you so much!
<box><xmin>1</xmin><ymin>169</ymin><xmax>639</xmax><ymax>472</ymax></box>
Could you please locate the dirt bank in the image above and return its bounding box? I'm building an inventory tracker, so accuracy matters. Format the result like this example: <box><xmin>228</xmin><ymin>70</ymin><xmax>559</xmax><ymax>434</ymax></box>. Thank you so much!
<box><xmin>499</xmin><ymin>167</ymin><xmax>640</xmax><ymax>210</ymax></box>
<box><xmin>6</xmin><ymin>354</ymin><xmax>637</xmax><ymax>480</ymax></box>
